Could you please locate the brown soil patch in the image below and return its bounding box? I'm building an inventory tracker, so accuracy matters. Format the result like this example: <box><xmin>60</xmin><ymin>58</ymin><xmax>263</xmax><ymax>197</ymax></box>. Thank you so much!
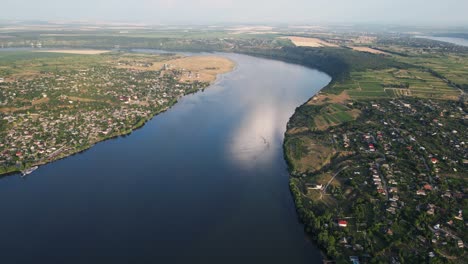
<box><xmin>36</xmin><ymin>50</ymin><xmax>110</xmax><ymax>55</ymax></box>
<box><xmin>307</xmin><ymin>91</ymin><xmax>351</xmax><ymax>105</ymax></box>
<box><xmin>294</xmin><ymin>137</ymin><xmax>336</xmax><ymax>173</ymax></box>
<box><xmin>441</xmin><ymin>94</ymin><xmax>461</xmax><ymax>101</ymax></box>
<box><xmin>313</xmin><ymin>108</ymin><xmax>361</xmax><ymax>131</ymax></box>
<box><xmin>166</xmin><ymin>56</ymin><xmax>235</xmax><ymax>83</ymax></box>
<box><xmin>67</xmin><ymin>96</ymin><xmax>98</xmax><ymax>102</ymax></box>
<box><xmin>0</xmin><ymin>106</ymin><xmax>29</xmax><ymax>113</ymax></box>
<box><xmin>349</xmin><ymin>46</ymin><xmax>388</xmax><ymax>55</ymax></box>
<box><xmin>119</xmin><ymin>55</ymin><xmax>235</xmax><ymax>83</ymax></box>
<box><xmin>349</xmin><ymin>109</ymin><xmax>361</xmax><ymax>118</ymax></box>
<box><xmin>32</xmin><ymin>97</ymin><xmax>49</xmax><ymax>105</ymax></box>
<box><xmin>287</xmin><ymin>126</ymin><xmax>310</xmax><ymax>135</ymax></box>
<box><xmin>8</xmin><ymin>71</ymin><xmax>42</xmax><ymax>81</ymax></box>
<box><xmin>1</xmin><ymin>97</ymin><xmax>50</xmax><ymax>112</ymax></box>
<box><xmin>281</xmin><ymin>36</ymin><xmax>338</xmax><ymax>48</ymax></box>
<box><xmin>313</xmin><ymin>116</ymin><xmax>331</xmax><ymax>131</ymax></box>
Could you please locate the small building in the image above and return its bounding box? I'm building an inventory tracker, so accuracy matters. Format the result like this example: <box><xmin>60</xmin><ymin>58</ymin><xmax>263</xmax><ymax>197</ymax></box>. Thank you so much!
<box><xmin>377</xmin><ymin>188</ymin><xmax>386</xmax><ymax>195</ymax></box>
<box><xmin>310</xmin><ymin>184</ymin><xmax>323</xmax><ymax>190</ymax></box>
<box><xmin>454</xmin><ymin>210</ymin><xmax>463</xmax><ymax>221</ymax></box>
<box><xmin>339</xmin><ymin>237</ymin><xmax>348</xmax><ymax>244</ymax></box>
<box><xmin>423</xmin><ymin>184</ymin><xmax>433</xmax><ymax>191</ymax></box>
<box><xmin>338</xmin><ymin>220</ymin><xmax>348</xmax><ymax>227</ymax></box>
<box><xmin>306</xmin><ymin>183</ymin><xmax>323</xmax><ymax>190</ymax></box>
<box><xmin>349</xmin><ymin>256</ymin><xmax>360</xmax><ymax>264</ymax></box>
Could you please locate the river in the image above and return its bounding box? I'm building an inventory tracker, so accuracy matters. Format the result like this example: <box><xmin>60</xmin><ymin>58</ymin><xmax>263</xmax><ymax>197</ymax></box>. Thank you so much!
<box><xmin>416</xmin><ymin>36</ymin><xmax>468</xmax><ymax>47</ymax></box>
<box><xmin>0</xmin><ymin>52</ymin><xmax>331</xmax><ymax>263</ymax></box>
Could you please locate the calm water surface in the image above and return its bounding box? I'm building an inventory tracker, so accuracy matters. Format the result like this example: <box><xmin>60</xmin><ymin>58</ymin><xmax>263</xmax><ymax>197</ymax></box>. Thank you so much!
<box><xmin>0</xmin><ymin>53</ymin><xmax>331</xmax><ymax>263</ymax></box>
<box><xmin>417</xmin><ymin>36</ymin><xmax>468</xmax><ymax>47</ymax></box>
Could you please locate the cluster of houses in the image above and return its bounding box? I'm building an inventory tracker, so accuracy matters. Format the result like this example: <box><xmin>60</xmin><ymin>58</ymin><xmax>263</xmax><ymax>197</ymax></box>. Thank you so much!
<box><xmin>0</xmin><ymin>107</ymin><xmax>153</xmax><ymax>166</ymax></box>
<box><xmin>312</xmin><ymin>99</ymin><xmax>467</xmax><ymax>260</ymax></box>
<box><xmin>0</xmin><ymin>62</ymin><xmax>208</xmax><ymax>169</ymax></box>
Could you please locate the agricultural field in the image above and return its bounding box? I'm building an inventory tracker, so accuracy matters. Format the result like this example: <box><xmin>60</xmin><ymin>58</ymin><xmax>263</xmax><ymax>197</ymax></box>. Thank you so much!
<box><xmin>281</xmin><ymin>36</ymin><xmax>338</xmax><ymax>47</ymax></box>
<box><xmin>313</xmin><ymin>103</ymin><xmax>361</xmax><ymax>130</ymax></box>
<box><xmin>373</xmin><ymin>38</ymin><xmax>468</xmax><ymax>90</ymax></box>
<box><xmin>332</xmin><ymin>68</ymin><xmax>460</xmax><ymax>100</ymax></box>
<box><xmin>399</xmin><ymin>54</ymin><xmax>468</xmax><ymax>90</ymax></box>
<box><xmin>285</xmin><ymin>134</ymin><xmax>337</xmax><ymax>173</ymax></box>
<box><xmin>0</xmin><ymin>51</ymin><xmax>107</xmax><ymax>78</ymax></box>
<box><xmin>285</xmin><ymin>35</ymin><xmax>467</xmax><ymax>263</ymax></box>
<box><xmin>287</xmin><ymin>98</ymin><xmax>467</xmax><ymax>263</ymax></box>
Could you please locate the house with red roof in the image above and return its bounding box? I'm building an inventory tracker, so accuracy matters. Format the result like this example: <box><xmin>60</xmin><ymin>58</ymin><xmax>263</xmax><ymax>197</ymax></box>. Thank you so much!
<box><xmin>423</xmin><ymin>184</ymin><xmax>433</xmax><ymax>191</ymax></box>
<box><xmin>338</xmin><ymin>220</ymin><xmax>348</xmax><ymax>227</ymax></box>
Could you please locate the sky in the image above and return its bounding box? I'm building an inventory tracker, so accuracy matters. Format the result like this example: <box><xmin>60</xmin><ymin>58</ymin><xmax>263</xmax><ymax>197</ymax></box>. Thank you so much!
<box><xmin>3</xmin><ymin>0</ymin><xmax>468</xmax><ymax>26</ymax></box>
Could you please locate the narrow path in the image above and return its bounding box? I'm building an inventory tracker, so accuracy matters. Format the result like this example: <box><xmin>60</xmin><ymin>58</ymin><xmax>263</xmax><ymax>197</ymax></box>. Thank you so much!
<box><xmin>322</xmin><ymin>166</ymin><xmax>349</xmax><ymax>193</ymax></box>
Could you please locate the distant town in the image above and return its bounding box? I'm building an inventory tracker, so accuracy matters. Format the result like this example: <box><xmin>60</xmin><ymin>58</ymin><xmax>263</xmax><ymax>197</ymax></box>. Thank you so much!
<box><xmin>0</xmin><ymin>51</ymin><xmax>233</xmax><ymax>174</ymax></box>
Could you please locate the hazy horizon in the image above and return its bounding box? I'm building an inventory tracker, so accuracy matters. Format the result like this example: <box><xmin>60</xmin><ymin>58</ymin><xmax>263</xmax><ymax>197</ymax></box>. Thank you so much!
<box><xmin>3</xmin><ymin>0</ymin><xmax>468</xmax><ymax>26</ymax></box>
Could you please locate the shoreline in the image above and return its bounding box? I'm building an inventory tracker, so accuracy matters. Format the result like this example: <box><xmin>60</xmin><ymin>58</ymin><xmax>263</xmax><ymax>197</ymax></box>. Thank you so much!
<box><xmin>1</xmin><ymin>103</ymin><xmax>173</xmax><ymax>177</ymax></box>
<box><xmin>278</xmin><ymin>44</ymin><xmax>467</xmax><ymax>262</ymax></box>
<box><xmin>283</xmin><ymin>82</ymin><xmax>334</xmax><ymax>263</ymax></box>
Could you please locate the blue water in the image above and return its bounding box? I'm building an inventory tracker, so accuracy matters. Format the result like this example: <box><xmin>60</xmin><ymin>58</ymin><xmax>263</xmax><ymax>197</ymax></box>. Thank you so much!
<box><xmin>417</xmin><ymin>36</ymin><xmax>468</xmax><ymax>47</ymax></box>
<box><xmin>0</xmin><ymin>52</ymin><xmax>331</xmax><ymax>263</ymax></box>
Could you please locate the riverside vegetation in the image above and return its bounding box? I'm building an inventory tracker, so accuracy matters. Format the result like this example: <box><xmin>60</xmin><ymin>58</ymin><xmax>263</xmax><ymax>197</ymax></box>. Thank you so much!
<box><xmin>283</xmin><ymin>35</ymin><xmax>467</xmax><ymax>263</ymax></box>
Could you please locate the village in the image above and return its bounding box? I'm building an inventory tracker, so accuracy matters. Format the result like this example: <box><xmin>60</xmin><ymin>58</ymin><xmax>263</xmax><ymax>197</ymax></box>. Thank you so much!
<box><xmin>0</xmin><ymin>54</ymin><xmax>209</xmax><ymax>174</ymax></box>
<box><xmin>288</xmin><ymin>98</ymin><xmax>467</xmax><ymax>263</ymax></box>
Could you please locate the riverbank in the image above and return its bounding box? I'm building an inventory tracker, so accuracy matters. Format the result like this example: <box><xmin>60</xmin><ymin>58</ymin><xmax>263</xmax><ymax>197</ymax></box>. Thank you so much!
<box><xmin>0</xmin><ymin>52</ymin><xmax>331</xmax><ymax>264</ymax></box>
<box><xmin>416</xmin><ymin>36</ymin><xmax>468</xmax><ymax>47</ymax></box>
<box><xmin>282</xmin><ymin>39</ymin><xmax>467</xmax><ymax>263</ymax></box>
<box><xmin>1</xmin><ymin>103</ymin><xmax>172</xmax><ymax>176</ymax></box>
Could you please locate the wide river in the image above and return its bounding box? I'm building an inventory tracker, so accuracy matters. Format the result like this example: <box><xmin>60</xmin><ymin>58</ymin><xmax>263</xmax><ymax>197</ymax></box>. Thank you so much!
<box><xmin>417</xmin><ymin>36</ymin><xmax>468</xmax><ymax>47</ymax></box>
<box><xmin>0</xmin><ymin>52</ymin><xmax>331</xmax><ymax>263</ymax></box>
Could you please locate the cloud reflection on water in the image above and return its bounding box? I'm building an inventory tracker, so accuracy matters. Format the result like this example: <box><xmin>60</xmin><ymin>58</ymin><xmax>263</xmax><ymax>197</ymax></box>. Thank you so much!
<box><xmin>226</xmin><ymin>82</ymin><xmax>307</xmax><ymax>168</ymax></box>
<box><xmin>222</xmin><ymin>55</ymin><xmax>331</xmax><ymax>169</ymax></box>
<box><xmin>227</xmin><ymin>101</ymin><xmax>279</xmax><ymax>166</ymax></box>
